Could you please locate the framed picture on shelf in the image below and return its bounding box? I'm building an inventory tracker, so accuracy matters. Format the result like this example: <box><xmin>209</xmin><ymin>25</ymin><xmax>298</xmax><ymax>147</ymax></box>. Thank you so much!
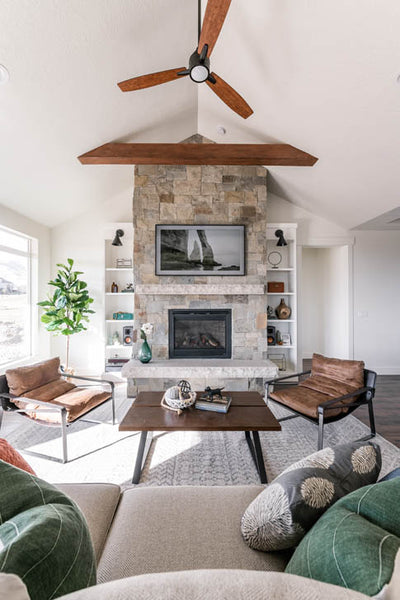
<box><xmin>155</xmin><ymin>224</ymin><xmax>245</xmax><ymax>276</ymax></box>
<box><xmin>281</xmin><ymin>333</ymin><xmax>291</xmax><ymax>346</ymax></box>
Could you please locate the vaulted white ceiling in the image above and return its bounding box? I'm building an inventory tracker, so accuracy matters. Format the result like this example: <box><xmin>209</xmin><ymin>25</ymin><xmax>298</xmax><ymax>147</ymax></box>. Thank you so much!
<box><xmin>1</xmin><ymin>0</ymin><xmax>399</xmax><ymax>229</ymax></box>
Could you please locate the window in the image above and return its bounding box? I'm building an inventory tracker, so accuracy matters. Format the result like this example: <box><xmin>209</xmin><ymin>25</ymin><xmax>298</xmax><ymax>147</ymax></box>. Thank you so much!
<box><xmin>0</xmin><ymin>226</ymin><xmax>37</xmax><ymax>367</ymax></box>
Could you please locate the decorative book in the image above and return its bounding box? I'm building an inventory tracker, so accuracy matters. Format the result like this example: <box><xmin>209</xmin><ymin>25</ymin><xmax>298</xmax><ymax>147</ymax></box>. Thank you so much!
<box><xmin>195</xmin><ymin>395</ymin><xmax>232</xmax><ymax>414</ymax></box>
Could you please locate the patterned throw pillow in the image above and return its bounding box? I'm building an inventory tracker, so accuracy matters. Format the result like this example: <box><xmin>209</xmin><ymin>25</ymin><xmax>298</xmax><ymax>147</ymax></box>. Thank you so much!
<box><xmin>285</xmin><ymin>478</ymin><xmax>400</xmax><ymax>597</ymax></box>
<box><xmin>241</xmin><ymin>441</ymin><xmax>381</xmax><ymax>551</ymax></box>
<box><xmin>0</xmin><ymin>461</ymin><xmax>96</xmax><ymax>600</ymax></box>
<box><xmin>0</xmin><ymin>439</ymin><xmax>36</xmax><ymax>475</ymax></box>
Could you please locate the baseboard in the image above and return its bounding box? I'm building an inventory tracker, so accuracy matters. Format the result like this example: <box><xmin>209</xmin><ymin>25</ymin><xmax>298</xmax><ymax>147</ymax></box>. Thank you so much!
<box><xmin>373</xmin><ymin>367</ymin><xmax>400</xmax><ymax>376</ymax></box>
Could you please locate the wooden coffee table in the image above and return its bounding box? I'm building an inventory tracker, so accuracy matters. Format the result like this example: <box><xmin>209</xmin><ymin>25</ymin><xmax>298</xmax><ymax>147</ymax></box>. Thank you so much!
<box><xmin>119</xmin><ymin>391</ymin><xmax>281</xmax><ymax>484</ymax></box>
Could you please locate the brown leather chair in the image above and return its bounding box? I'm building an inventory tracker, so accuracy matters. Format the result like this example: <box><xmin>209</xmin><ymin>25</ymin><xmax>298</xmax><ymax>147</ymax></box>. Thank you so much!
<box><xmin>0</xmin><ymin>357</ymin><xmax>115</xmax><ymax>463</ymax></box>
<box><xmin>265</xmin><ymin>353</ymin><xmax>377</xmax><ymax>450</ymax></box>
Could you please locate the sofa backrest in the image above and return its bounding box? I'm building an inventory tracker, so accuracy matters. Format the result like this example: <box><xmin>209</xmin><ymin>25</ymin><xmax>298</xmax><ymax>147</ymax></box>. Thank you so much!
<box><xmin>5</xmin><ymin>357</ymin><xmax>61</xmax><ymax>396</ymax></box>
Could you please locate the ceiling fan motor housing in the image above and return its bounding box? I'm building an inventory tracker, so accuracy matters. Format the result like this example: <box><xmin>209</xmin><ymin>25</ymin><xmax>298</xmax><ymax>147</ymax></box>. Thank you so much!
<box><xmin>189</xmin><ymin>50</ymin><xmax>210</xmax><ymax>83</ymax></box>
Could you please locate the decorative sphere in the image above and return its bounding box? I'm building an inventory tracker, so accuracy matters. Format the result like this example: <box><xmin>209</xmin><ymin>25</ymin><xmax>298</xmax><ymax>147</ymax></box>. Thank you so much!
<box><xmin>178</xmin><ymin>380</ymin><xmax>192</xmax><ymax>396</ymax></box>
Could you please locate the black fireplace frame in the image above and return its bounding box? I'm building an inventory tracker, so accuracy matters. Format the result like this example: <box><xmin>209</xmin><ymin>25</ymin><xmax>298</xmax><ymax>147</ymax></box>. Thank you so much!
<box><xmin>168</xmin><ymin>309</ymin><xmax>232</xmax><ymax>359</ymax></box>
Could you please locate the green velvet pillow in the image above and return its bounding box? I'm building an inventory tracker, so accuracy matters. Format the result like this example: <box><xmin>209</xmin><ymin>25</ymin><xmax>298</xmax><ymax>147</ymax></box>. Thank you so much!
<box><xmin>0</xmin><ymin>460</ymin><xmax>96</xmax><ymax>600</ymax></box>
<box><xmin>285</xmin><ymin>478</ymin><xmax>400</xmax><ymax>596</ymax></box>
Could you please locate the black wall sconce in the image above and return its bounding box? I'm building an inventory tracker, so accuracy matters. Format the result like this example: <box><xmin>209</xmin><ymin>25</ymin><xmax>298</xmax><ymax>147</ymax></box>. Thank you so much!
<box><xmin>274</xmin><ymin>229</ymin><xmax>287</xmax><ymax>246</ymax></box>
<box><xmin>112</xmin><ymin>229</ymin><xmax>124</xmax><ymax>246</ymax></box>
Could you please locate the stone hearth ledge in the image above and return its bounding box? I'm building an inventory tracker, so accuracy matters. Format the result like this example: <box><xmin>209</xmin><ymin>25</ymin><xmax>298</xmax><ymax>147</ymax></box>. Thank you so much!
<box><xmin>121</xmin><ymin>359</ymin><xmax>278</xmax><ymax>380</ymax></box>
<box><xmin>135</xmin><ymin>285</ymin><xmax>265</xmax><ymax>296</ymax></box>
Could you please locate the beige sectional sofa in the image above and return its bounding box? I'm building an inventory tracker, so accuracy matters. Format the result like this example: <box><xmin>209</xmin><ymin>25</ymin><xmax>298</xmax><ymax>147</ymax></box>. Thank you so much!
<box><xmin>52</xmin><ymin>483</ymin><xmax>399</xmax><ymax>600</ymax></box>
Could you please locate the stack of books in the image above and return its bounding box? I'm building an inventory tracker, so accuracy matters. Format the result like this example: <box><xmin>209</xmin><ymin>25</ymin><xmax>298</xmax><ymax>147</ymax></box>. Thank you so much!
<box><xmin>195</xmin><ymin>395</ymin><xmax>232</xmax><ymax>414</ymax></box>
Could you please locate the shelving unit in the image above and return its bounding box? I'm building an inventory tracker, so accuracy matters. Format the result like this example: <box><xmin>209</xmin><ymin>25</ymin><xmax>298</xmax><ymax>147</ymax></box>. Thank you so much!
<box><xmin>266</xmin><ymin>223</ymin><xmax>298</xmax><ymax>375</ymax></box>
<box><xmin>104</xmin><ymin>222</ymin><xmax>134</xmax><ymax>375</ymax></box>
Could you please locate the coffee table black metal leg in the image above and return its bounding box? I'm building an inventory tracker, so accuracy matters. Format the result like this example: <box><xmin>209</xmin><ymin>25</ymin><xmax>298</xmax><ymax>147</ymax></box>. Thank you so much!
<box><xmin>132</xmin><ymin>431</ymin><xmax>153</xmax><ymax>484</ymax></box>
<box><xmin>245</xmin><ymin>431</ymin><xmax>268</xmax><ymax>484</ymax></box>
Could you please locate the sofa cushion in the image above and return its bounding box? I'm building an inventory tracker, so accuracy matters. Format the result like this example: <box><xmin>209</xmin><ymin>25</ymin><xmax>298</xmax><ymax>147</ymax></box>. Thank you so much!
<box><xmin>311</xmin><ymin>353</ymin><xmax>365</xmax><ymax>388</ymax></box>
<box><xmin>286</xmin><ymin>478</ymin><xmax>400</xmax><ymax>597</ymax></box>
<box><xmin>14</xmin><ymin>388</ymin><xmax>111</xmax><ymax>424</ymax></box>
<box><xmin>0</xmin><ymin>461</ymin><xmax>96</xmax><ymax>600</ymax></box>
<box><xmin>98</xmin><ymin>486</ymin><xmax>289</xmax><ymax>583</ymax></box>
<box><xmin>56</xmin><ymin>483</ymin><xmax>121</xmax><ymax>563</ymax></box>
<box><xmin>56</xmin><ymin>569</ymin><xmax>371</xmax><ymax>600</ymax></box>
<box><xmin>0</xmin><ymin>439</ymin><xmax>36</xmax><ymax>475</ymax></box>
<box><xmin>6</xmin><ymin>357</ymin><xmax>61</xmax><ymax>396</ymax></box>
<box><xmin>241</xmin><ymin>441</ymin><xmax>381</xmax><ymax>552</ymax></box>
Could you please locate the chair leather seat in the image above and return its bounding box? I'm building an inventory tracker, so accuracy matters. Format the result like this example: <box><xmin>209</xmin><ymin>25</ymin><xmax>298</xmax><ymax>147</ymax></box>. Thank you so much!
<box><xmin>14</xmin><ymin>388</ymin><xmax>111</xmax><ymax>424</ymax></box>
<box><xmin>269</xmin><ymin>386</ymin><xmax>345</xmax><ymax>419</ymax></box>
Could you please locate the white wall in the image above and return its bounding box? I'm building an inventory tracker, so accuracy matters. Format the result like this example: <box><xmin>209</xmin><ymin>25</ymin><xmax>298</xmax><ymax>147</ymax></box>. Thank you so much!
<box><xmin>269</xmin><ymin>193</ymin><xmax>399</xmax><ymax>374</ymax></box>
<box><xmin>353</xmin><ymin>231</ymin><xmax>400</xmax><ymax>374</ymax></box>
<box><xmin>301</xmin><ymin>248</ymin><xmax>325</xmax><ymax>356</ymax></box>
<box><xmin>0</xmin><ymin>203</ymin><xmax>51</xmax><ymax>368</ymax></box>
<box><xmin>50</xmin><ymin>188</ymin><xmax>133</xmax><ymax>374</ymax></box>
<box><xmin>301</xmin><ymin>247</ymin><xmax>349</xmax><ymax>360</ymax></box>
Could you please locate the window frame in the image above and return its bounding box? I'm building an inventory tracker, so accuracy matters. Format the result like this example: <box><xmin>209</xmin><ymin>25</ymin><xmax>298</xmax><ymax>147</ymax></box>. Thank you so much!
<box><xmin>0</xmin><ymin>225</ymin><xmax>38</xmax><ymax>369</ymax></box>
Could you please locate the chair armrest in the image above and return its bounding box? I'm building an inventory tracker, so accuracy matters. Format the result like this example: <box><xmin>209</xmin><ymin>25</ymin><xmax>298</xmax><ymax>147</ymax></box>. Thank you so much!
<box><xmin>265</xmin><ymin>370</ymin><xmax>311</xmax><ymax>386</ymax></box>
<box><xmin>0</xmin><ymin>392</ymin><xmax>66</xmax><ymax>413</ymax></box>
<box><xmin>317</xmin><ymin>386</ymin><xmax>373</xmax><ymax>413</ymax></box>
<box><xmin>60</xmin><ymin>373</ymin><xmax>115</xmax><ymax>394</ymax></box>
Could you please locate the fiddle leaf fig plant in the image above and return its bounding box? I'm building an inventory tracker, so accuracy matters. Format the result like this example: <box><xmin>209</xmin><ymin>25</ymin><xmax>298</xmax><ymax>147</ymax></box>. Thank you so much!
<box><xmin>38</xmin><ymin>258</ymin><xmax>94</xmax><ymax>370</ymax></box>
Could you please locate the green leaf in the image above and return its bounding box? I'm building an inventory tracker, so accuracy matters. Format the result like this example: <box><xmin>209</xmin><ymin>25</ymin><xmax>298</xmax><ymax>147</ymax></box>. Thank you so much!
<box><xmin>40</xmin><ymin>314</ymin><xmax>52</xmax><ymax>323</ymax></box>
<box><xmin>67</xmin><ymin>258</ymin><xmax>74</xmax><ymax>267</ymax></box>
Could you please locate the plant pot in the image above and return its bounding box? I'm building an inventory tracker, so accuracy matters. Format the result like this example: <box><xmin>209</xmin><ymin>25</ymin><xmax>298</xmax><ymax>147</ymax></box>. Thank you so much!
<box><xmin>138</xmin><ymin>340</ymin><xmax>152</xmax><ymax>363</ymax></box>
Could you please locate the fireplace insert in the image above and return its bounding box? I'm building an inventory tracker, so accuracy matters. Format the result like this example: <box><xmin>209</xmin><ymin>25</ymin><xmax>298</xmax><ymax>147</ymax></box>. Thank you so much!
<box><xmin>169</xmin><ymin>309</ymin><xmax>232</xmax><ymax>359</ymax></box>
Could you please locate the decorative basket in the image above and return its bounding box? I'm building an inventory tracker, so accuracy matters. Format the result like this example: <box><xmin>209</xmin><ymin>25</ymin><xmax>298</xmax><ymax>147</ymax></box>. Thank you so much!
<box><xmin>161</xmin><ymin>386</ymin><xmax>196</xmax><ymax>414</ymax></box>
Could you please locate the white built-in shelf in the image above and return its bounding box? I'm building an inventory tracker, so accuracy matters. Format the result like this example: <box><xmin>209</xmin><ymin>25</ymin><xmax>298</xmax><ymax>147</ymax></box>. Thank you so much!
<box><xmin>267</xmin><ymin>268</ymin><xmax>294</xmax><ymax>272</ymax></box>
<box><xmin>106</xmin><ymin>267</ymin><xmax>133</xmax><ymax>272</ymax></box>
<box><xmin>267</xmin><ymin>223</ymin><xmax>298</xmax><ymax>374</ymax></box>
<box><xmin>106</xmin><ymin>344</ymin><xmax>132</xmax><ymax>349</ymax></box>
<box><xmin>105</xmin><ymin>292</ymin><xmax>134</xmax><ymax>296</ymax></box>
<box><xmin>106</xmin><ymin>319</ymin><xmax>134</xmax><ymax>323</ymax></box>
<box><xmin>268</xmin><ymin>345</ymin><xmax>295</xmax><ymax>349</ymax></box>
<box><xmin>268</xmin><ymin>319</ymin><xmax>296</xmax><ymax>323</ymax></box>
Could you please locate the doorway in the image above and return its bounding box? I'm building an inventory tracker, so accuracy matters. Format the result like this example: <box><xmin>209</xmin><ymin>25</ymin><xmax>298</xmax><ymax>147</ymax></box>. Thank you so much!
<box><xmin>300</xmin><ymin>245</ymin><xmax>351</xmax><ymax>362</ymax></box>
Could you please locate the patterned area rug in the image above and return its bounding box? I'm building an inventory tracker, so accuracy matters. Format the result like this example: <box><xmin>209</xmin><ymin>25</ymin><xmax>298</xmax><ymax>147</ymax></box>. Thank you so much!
<box><xmin>2</xmin><ymin>389</ymin><xmax>399</xmax><ymax>488</ymax></box>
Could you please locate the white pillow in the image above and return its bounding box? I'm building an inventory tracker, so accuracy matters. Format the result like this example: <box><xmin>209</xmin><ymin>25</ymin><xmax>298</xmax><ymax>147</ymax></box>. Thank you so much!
<box><xmin>0</xmin><ymin>573</ymin><xmax>30</xmax><ymax>600</ymax></box>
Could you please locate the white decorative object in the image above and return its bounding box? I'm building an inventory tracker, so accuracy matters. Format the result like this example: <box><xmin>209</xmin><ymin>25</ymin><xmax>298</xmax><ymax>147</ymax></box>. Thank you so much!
<box><xmin>161</xmin><ymin>386</ymin><xmax>196</xmax><ymax>415</ymax></box>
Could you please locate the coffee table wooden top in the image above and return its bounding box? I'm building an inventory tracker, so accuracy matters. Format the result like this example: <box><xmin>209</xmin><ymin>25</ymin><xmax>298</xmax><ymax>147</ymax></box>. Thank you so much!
<box><xmin>119</xmin><ymin>391</ymin><xmax>281</xmax><ymax>432</ymax></box>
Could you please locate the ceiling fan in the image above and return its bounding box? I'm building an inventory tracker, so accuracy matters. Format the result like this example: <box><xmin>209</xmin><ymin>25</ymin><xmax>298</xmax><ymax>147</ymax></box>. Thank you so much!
<box><xmin>117</xmin><ymin>0</ymin><xmax>253</xmax><ymax>119</ymax></box>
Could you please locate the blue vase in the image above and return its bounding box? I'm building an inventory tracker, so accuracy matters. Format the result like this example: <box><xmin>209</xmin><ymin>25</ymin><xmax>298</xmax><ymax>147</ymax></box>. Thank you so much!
<box><xmin>138</xmin><ymin>340</ymin><xmax>152</xmax><ymax>363</ymax></box>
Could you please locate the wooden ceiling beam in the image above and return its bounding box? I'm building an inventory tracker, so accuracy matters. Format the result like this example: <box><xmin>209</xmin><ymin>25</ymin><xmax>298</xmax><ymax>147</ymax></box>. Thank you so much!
<box><xmin>78</xmin><ymin>143</ymin><xmax>318</xmax><ymax>167</ymax></box>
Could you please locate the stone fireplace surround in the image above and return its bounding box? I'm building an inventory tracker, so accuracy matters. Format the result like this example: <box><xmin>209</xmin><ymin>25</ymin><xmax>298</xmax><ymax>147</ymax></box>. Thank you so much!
<box><xmin>122</xmin><ymin>135</ymin><xmax>277</xmax><ymax>392</ymax></box>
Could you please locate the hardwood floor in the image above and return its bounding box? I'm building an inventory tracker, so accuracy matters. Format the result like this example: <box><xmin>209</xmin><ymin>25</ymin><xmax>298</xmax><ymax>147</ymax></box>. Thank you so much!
<box><xmin>356</xmin><ymin>375</ymin><xmax>400</xmax><ymax>448</ymax></box>
<box><xmin>302</xmin><ymin>360</ymin><xmax>400</xmax><ymax>447</ymax></box>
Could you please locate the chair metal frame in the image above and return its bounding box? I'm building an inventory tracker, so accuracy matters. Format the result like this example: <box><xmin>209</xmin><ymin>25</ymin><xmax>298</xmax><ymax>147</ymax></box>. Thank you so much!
<box><xmin>0</xmin><ymin>372</ymin><xmax>116</xmax><ymax>463</ymax></box>
<box><xmin>265</xmin><ymin>368</ymin><xmax>377</xmax><ymax>450</ymax></box>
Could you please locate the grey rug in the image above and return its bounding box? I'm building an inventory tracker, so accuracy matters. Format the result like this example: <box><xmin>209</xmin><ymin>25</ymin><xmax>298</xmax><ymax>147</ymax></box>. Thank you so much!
<box><xmin>2</xmin><ymin>391</ymin><xmax>399</xmax><ymax>488</ymax></box>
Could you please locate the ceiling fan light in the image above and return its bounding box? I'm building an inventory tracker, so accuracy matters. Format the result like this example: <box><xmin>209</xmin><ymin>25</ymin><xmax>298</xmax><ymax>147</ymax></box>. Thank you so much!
<box><xmin>190</xmin><ymin>64</ymin><xmax>209</xmax><ymax>83</ymax></box>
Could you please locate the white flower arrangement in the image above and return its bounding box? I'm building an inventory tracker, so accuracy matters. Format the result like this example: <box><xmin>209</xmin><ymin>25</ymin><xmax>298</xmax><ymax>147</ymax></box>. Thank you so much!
<box><xmin>140</xmin><ymin>322</ymin><xmax>153</xmax><ymax>341</ymax></box>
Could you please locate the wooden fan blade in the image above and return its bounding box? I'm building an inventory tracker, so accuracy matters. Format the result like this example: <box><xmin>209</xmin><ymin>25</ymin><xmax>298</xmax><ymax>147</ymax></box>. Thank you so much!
<box><xmin>118</xmin><ymin>67</ymin><xmax>187</xmax><ymax>92</ymax></box>
<box><xmin>197</xmin><ymin>0</ymin><xmax>232</xmax><ymax>57</ymax></box>
<box><xmin>206</xmin><ymin>72</ymin><xmax>253</xmax><ymax>119</ymax></box>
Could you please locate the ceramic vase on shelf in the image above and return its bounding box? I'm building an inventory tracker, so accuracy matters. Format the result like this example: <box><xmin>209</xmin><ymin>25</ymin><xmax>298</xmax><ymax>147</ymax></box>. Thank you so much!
<box><xmin>138</xmin><ymin>340</ymin><xmax>152</xmax><ymax>363</ymax></box>
<box><xmin>276</xmin><ymin>298</ymin><xmax>291</xmax><ymax>319</ymax></box>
